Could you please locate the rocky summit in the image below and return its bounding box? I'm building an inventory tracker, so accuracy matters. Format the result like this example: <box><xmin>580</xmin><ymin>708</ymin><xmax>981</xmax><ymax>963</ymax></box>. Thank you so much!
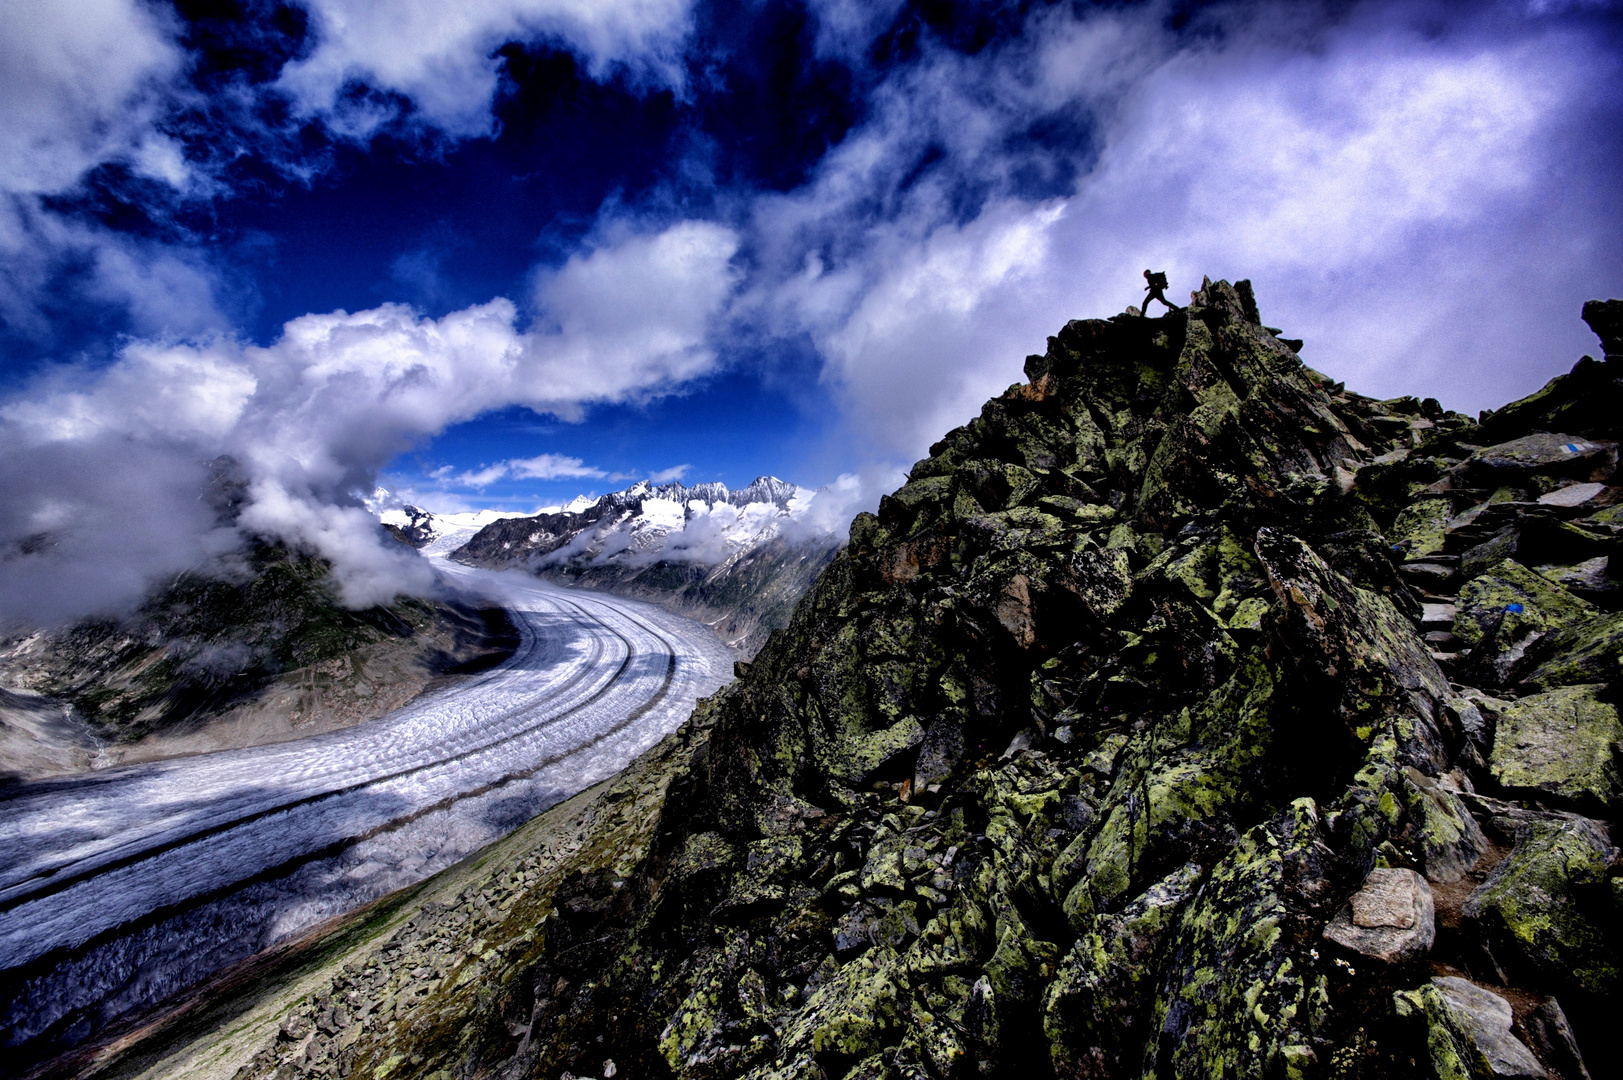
<box><xmin>114</xmin><ymin>282</ymin><xmax>1621</xmax><ymax>1080</ymax></box>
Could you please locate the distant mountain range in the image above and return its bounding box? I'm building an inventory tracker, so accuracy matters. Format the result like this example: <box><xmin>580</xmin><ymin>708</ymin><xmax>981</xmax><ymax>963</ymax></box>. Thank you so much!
<box><xmin>385</xmin><ymin>476</ymin><xmax>846</xmax><ymax>655</ymax></box>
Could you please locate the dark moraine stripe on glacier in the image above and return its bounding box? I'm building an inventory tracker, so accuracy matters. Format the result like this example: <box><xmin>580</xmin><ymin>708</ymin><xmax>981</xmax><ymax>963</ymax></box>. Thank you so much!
<box><xmin>0</xmin><ymin>563</ymin><xmax>735</xmax><ymax>1071</ymax></box>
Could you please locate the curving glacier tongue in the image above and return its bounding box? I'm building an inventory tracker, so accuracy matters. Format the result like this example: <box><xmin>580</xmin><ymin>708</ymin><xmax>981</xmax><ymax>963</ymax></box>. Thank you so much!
<box><xmin>0</xmin><ymin>562</ymin><xmax>734</xmax><ymax>1068</ymax></box>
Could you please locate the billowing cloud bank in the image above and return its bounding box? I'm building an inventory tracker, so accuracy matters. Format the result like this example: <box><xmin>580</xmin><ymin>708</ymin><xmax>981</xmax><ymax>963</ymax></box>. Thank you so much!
<box><xmin>755</xmin><ymin>2</ymin><xmax>1623</xmax><ymax>459</ymax></box>
<box><xmin>1</xmin><ymin>0</ymin><xmax>1619</xmax><ymax>627</ymax></box>
<box><xmin>0</xmin><ymin>222</ymin><xmax>738</xmax><ymax>623</ymax></box>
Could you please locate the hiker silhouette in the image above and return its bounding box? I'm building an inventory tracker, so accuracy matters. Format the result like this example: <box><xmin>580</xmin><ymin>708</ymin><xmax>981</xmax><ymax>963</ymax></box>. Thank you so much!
<box><xmin>1141</xmin><ymin>269</ymin><xmax>1178</xmax><ymax>315</ymax></box>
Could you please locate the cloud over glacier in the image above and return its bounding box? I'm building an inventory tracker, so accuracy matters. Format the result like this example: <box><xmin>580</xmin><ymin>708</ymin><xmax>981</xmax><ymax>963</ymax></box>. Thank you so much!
<box><xmin>0</xmin><ymin>220</ymin><xmax>738</xmax><ymax>623</ymax></box>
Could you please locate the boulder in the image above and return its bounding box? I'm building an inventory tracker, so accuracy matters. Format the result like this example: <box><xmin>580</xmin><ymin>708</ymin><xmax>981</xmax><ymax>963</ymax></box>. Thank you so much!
<box><xmin>1392</xmin><ymin>498</ymin><xmax>1452</xmax><ymax>559</ymax></box>
<box><xmin>1403</xmin><ymin>769</ymin><xmax>1488</xmax><ymax>883</ymax></box>
<box><xmin>1142</xmin><ymin>800</ymin><xmax>1327</xmax><ymax>1080</ymax></box>
<box><xmin>1393</xmin><ymin>976</ymin><xmax>1546</xmax><ymax>1079</ymax></box>
<box><xmin>1536</xmin><ymin>483</ymin><xmax>1606</xmax><ymax>508</ymax></box>
<box><xmin>1453</xmin><ymin>561</ymin><xmax>1594</xmax><ymax>686</ymax></box>
<box><xmin>1489</xmin><ymin>684</ymin><xmax>1622</xmax><ymax>813</ymax></box>
<box><xmin>1043</xmin><ymin>863</ymin><xmax>1203</xmax><ymax>1078</ymax></box>
<box><xmin>1522</xmin><ymin>611</ymin><xmax>1623</xmax><ymax>692</ymax></box>
<box><xmin>1462</xmin><ymin>814</ymin><xmax>1620</xmax><ymax>998</ymax></box>
<box><xmin>1443</xmin><ymin>694</ymin><xmax>1497</xmax><ymax>771</ymax></box>
<box><xmin>1323</xmin><ymin>867</ymin><xmax>1436</xmax><ymax>963</ymax></box>
<box><xmin>1471</xmin><ymin>434</ymin><xmax>1605</xmax><ymax>475</ymax></box>
<box><xmin>1523</xmin><ymin>998</ymin><xmax>1592</xmax><ymax>1080</ymax></box>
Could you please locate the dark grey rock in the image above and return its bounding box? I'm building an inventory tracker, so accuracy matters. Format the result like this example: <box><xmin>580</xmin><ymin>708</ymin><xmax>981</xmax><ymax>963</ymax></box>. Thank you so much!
<box><xmin>1524</xmin><ymin>998</ymin><xmax>1591</xmax><ymax>1080</ymax></box>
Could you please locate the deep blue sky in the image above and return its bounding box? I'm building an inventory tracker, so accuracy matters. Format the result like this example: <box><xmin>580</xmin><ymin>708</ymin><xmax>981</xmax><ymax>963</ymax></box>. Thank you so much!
<box><xmin>2</xmin><ymin>0</ymin><xmax>1622</xmax><ymax>540</ymax></box>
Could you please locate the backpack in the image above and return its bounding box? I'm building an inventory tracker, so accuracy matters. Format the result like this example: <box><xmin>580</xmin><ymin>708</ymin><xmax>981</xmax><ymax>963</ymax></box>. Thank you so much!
<box><xmin>1146</xmin><ymin>271</ymin><xmax>1169</xmax><ymax>290</ymax></box>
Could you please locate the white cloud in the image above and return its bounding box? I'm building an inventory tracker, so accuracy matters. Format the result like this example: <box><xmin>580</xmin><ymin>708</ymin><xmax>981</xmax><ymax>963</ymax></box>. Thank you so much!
<box><xmin>453</xmin><ymin>463</ymin><xmax>518</xmax><ymax>488</ymax></box>
<box><xmin>445</xmin><ymin>452</ymin><xmax>610</xmax><ymax>488</ymax></box>
<box><xmin>511</xmin><ymin>453</ymin><xmax>609</xmax><ymax>480</ymax></box>
<box><xmin>527</xmin><ymin>220</ymin><xmax>741</xmax><ymax>416</ymax></box>
<box><xmin>755</xmin><ymin>2</ymin><xmax>1623</xmax><ymax>464</ymax></box>
<box><xmin>0</xmin><ymin>219</ymin><xmax>741</xmax><ymax>622</ymax></box>
<box><xmin>0</xmin><ymin>0</ymin><xmax>184</xmax><ymax>195</ymax></box>
<box><xmin>278</xmin><ymin>0</ymin><xmax>694</xmax><ymax>137</ymax></box>
<box><xmin>782</xmin><ymin>466</ymin><xmax>904</xmax><ymax>542</ymax></box>
<box><xmin>802</xmin><ymin>0</ymin><xmax>906</xmax><ymax>61</ymax></box>
<box><xmin>0</xmin><ymin>0</ymin><xmax>235</xmax><ymax>346</ymax></box>
<box><xmin>647</xmin><ymin>463</ymin><xmax>691</xmax><ymax>483</ymax></box>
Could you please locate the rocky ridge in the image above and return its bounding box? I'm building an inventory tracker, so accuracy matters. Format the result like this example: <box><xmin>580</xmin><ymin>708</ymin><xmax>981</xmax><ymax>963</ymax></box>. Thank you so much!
<box><xmin>67</xmin><ymin>283</ymin><xmax>1622</xmax><ymax>1080</ymax></box>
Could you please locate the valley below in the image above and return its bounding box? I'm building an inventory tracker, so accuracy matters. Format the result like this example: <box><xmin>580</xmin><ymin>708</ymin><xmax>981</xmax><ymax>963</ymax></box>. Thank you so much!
<box><xmin>0</xmin><ymin>561</ymin><xmax>735</xmax><ymax>1074</ymax></box>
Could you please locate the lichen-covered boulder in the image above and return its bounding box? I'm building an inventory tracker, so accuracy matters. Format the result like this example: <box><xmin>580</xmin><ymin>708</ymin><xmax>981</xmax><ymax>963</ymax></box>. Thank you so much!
<box><xmin>1522</xmin><ymin>611</ymin><xmax>1623</xmax><ymax>692</ymax></box>
<box><xmin>1454</xmin><ymin>561</ymin><xmax>1594</xmax><ymax>650</ymax></box>
<box><xmin>775</xmin><ymin>948</ymin><xmax>908</xmax><ymax>1062</ymax></box>
<box><xmin>1453</xmin><ymin>561</ymin><xmax>1594</xmax><ymax>686</ymax></box>
<box><xmin>1470</xmin><ymin>433</ymin><xmax>1606</xmax><ymax>476</ymax></box>
<box><xmin>1489</xmin><ymin>684</ymin><xmax>1622</xmax><ymax>813</ymax></box>
<box><xmin>1258</xmin><ymin>529</ymin><xmax>1452</xmax><ymax>783</ymax></box>
<box><xmin>1043</xmin><ymin>861</ymin><xmax>1202</xmax><ymax>1077</ymax></box>
<box><xmin>1462</xmin><ymin>815</ymin><xmax>1621</xmax><ymax>999</ymax></box>
<box><xmin>1393</xmin><ymin>976</ymin><xmax>1547</xmax><ymax>1080</ymax></box>
<box><xmin>1392</xmin><ymin>498</ymin><xmax>1452</xmax><ymax>559</ymax></box>
<box><xmin>1142</xmin><ymin>800</ymin><xmax>1329</xmax><ymax>1080</ymax></box>
<box><xmin>1403</xmin><ymin>768</ymin><xmax>1489</xmax><ymax>883</ymax></box>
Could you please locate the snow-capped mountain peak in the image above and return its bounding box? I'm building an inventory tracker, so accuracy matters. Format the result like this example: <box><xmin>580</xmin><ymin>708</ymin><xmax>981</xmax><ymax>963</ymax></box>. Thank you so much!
<box><xmin>449</xmin><ymin>474</ymin><xmax>839</xmax><ymax>573</ymax></box>
<box><xmin>448</xmin><ymin>473</ymin><xmax>848</xmax><ymax>655</ymax></box>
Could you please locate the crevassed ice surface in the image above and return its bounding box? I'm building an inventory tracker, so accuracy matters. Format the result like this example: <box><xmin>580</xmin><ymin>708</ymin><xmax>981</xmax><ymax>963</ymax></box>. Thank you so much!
<box><xmin>0</xmin><ymin>562</ymin><xmax>735</xmax><ymax>1056</ymax></box>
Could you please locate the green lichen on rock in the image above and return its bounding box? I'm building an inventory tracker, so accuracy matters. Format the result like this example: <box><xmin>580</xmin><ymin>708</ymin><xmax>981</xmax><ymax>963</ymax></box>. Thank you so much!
<box><xmin>1391</xmin><ymin>498</ymin><xmax>1452</xmax><ymax>560</ymax></box>
<box><xmin>1044</xmin><ymin>861</ymin><xmax>1202</xmax><ymax>1076</ymax></box>
<box><xmin>1523</xmin><ymin>610</ymin><xmax>1623</xmax><ymax>692</ymax></box>
<box><xmin>1453</xmin><ymin>559</ymin><xmax>1593</xmax><ymax>648</ymax></box>
<box><xmin>1401</xmin><ymin>768</ymin><xmax>1488</xmax><ymax>883</ymax></box>
<box><xmin>1489</xmin><ymin>684</ymin><xmax>1622</xmax><ymax>813</ymax></box>
<box><xmin>1393</xmin><ymin>976</ymin><xmax>1547</xmax><ymax>1080</ymax></box>
<box><xmin>1462</xmin><ymin>814</ymin><xmax>1621</xmax><ymax>999</ymax></box>
<box><xmin>1143</xmin><ymin>799</ymin><xmax>1329</xmax><ymax>1080</ymax></box>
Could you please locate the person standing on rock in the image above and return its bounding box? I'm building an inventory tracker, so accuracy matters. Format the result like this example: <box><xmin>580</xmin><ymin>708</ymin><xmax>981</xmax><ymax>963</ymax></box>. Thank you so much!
<box><xmin>1141</xmin><ymin>269</ymin><xmax>1179</xmax><ymax>315</ymax></box>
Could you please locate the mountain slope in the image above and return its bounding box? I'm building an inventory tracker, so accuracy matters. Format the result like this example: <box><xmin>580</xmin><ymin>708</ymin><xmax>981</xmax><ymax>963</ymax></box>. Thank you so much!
<box><xmin>453</xmin><ymin>476</ymin><xmax>842</xmax><ymax>653</ymax></box>
<box><xmin>64</xmin><ymin>284</ymin><xmax>1623</xmax><ymax>1080</ymax></box>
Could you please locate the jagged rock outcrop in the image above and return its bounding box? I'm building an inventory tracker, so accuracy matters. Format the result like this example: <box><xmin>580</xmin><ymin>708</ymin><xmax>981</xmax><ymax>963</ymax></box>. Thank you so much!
<box><xmin>93</xmin><ymin>281</ymin><xmax>1623</xmax><ymax>1080</ymax></box>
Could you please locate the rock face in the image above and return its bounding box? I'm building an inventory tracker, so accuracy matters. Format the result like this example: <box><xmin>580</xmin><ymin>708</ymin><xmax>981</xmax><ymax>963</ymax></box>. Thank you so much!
<box><xmin>102</xmin><ymin>282</ymin><xmax>1623</xmax><ymax>1080</ymax></box>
